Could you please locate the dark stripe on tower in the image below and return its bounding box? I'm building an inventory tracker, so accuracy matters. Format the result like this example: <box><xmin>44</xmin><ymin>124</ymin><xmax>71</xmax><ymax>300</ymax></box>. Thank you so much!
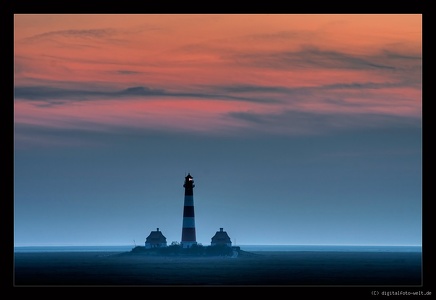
<box><xmin>185</xmin><ymin>187</ymin><xmax>193</xmax><ymax>196</ymax></box>
<box><xmin>183</xmin><ymin>206</ymin><xmax>195</xmax><ymax>217</ymax></box>
<box><xmin>181</xmin><ymin>228</ymin><xmax>196</xmax><ymax>241</ymax></box>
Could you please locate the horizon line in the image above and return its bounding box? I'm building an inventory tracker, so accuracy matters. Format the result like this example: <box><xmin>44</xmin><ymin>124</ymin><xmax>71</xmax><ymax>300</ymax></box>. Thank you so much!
<box><xmin>14</xmin><ymin>243</ymin><xmax>422</xmax><ymax>247</ymax></box>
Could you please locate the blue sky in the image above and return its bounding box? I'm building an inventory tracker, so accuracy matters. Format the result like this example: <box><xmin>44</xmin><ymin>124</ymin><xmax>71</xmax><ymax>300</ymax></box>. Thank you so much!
<box><xmin>14</xmin><ymin>125</ymin><xmax>422</xmax><ymax>246</ymax></box>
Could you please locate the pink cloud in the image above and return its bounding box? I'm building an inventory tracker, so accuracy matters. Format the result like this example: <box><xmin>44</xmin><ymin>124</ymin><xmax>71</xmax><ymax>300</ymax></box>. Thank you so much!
<box><xmin>14</xmin><ymin>14</ymin><xmax>421</xmax><ymax>141</ymax></box>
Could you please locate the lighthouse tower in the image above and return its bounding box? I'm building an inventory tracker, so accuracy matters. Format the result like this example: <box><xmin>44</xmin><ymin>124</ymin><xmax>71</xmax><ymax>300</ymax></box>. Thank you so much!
<box><xmin>181</xmin><ymin>173</ymin><xmax>197</xmax><ymax>248</ymax></box>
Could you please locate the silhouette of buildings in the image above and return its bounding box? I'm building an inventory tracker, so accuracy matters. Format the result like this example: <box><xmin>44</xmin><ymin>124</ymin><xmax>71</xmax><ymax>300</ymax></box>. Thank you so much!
<box><xmin>145</xmin><ymin>228</ymin><xmax>167</xmax><ymax>248</ymax></box>
<box><xmin>211</xmin><ymin>228</ymin><xmax>232</xmax><ymax>247</ymax></box>
<box><xmin>143</xmin><ymin>174</ymin><xmax>234</xmax><ymax>249</ymax></box>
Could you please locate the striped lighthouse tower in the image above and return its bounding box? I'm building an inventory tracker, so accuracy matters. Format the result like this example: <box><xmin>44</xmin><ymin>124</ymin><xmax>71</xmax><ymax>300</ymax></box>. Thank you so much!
<box><xmin>181</xmin><ymin>173</ymin><xmax>197</xmax><ymax>248</ymax></box>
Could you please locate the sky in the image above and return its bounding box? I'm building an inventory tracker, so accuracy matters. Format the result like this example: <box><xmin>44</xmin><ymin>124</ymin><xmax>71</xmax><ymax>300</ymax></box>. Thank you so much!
<box><xmin>13</xmin><ymin>14</ymin><xmax>422</xmax><ymax>247</ymax></box>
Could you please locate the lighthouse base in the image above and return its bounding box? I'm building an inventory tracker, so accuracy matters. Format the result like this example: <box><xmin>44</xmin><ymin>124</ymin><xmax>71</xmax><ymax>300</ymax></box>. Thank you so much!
<box><xmin>181</xmin><ymin>241</ymin><xmax>197</xmax><ymax>248</ymax></box>
<box><xmin>129</xmin><ymin>245</ymin><xmax>244</xmax><ymax>257</ymax></box>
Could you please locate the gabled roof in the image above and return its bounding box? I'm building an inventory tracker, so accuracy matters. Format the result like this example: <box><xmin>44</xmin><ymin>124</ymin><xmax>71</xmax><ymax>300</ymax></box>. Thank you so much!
<box><xmin>211</xmin><ymin>228</ymin><xmax>231</xmax><ymax>243</ymax></box>
<box><xmin>146</xmin><ymin>228</ymin><xmax>167</xmax><ymax>243</ymax></box>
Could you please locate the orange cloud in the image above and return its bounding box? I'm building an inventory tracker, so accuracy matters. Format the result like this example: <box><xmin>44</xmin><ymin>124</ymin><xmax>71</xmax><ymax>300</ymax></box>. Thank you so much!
<box><xmin>14</xmin><ymin>14</ymin><xmax>421</xmax><ymax>138</ymax></box>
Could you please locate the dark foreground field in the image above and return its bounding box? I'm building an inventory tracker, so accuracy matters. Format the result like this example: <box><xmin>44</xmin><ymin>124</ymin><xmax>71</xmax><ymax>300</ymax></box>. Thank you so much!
<box><xmin>14</xmin><ymin>251</ymin><xmax>421</xmax><ymax>286</ymax></box>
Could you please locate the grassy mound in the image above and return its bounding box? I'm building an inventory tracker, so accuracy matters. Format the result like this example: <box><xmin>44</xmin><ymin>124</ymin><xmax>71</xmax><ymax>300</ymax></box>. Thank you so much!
<box><xmin>130</xmin><ymin>244</ymin><xmax>240</xmax><ymax>257</ymax></box>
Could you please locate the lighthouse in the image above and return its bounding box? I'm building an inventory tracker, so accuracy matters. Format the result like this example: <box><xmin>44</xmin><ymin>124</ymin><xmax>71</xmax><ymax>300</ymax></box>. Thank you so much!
<box><xmin>181</xmin><ymin>173</ymin><xmax>197</xmax><ymax>248</ymax></box>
